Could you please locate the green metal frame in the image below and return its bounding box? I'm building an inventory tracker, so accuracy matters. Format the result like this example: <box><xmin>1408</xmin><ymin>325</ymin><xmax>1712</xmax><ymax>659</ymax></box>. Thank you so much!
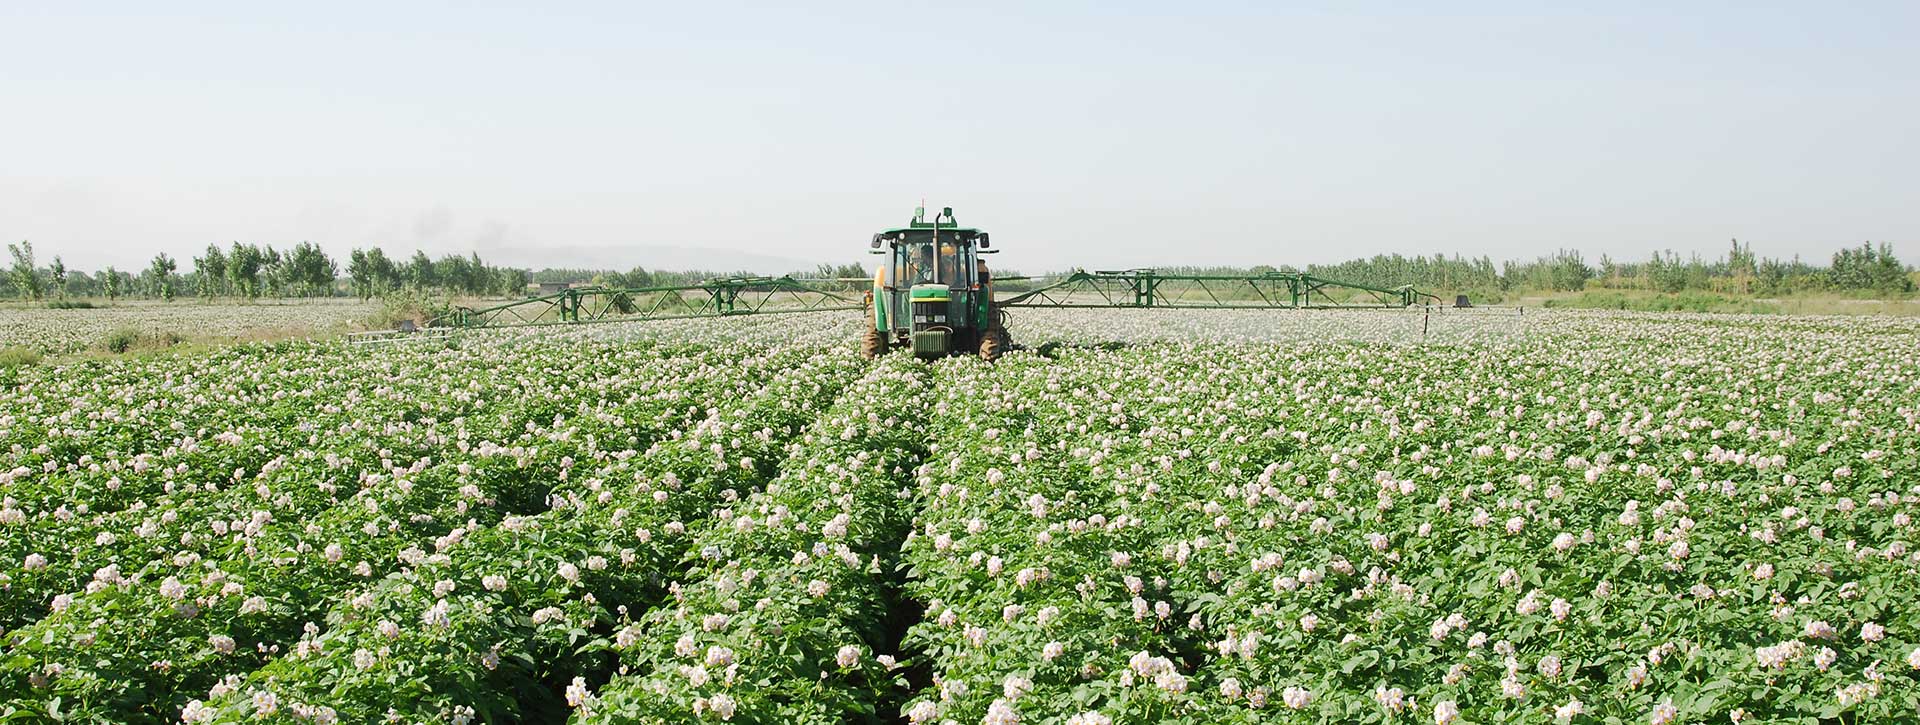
<box><xmin>419</xmin><ymin>206</ymin><xmax>1431</xmax><ymax>333</ymax></box>
<box><xmin>428</xmin><ymin>268</ymin><xmax>1434</xmax><ymax>332</ymax></box>
<box><xmin>997</xmin><ymin>269</ymin><xmax>1436</xmax><ymax>309</ymax></box>
<box><xmin>440</xmin><ymin>276</ymin><xmax>866</xmax><ymax>329</ymax></box>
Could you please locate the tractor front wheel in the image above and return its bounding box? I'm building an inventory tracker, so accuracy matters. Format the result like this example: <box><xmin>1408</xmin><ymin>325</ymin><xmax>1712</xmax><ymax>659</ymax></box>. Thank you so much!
<box><xmin>861</xmin><ymin>327</ymin><xmax>889</xmax><ymax>359</ymax></box>
<box><xmin>979</xmin><ymin>327</ymin><xmax>1010</xmax><ymax>362</ymax></box>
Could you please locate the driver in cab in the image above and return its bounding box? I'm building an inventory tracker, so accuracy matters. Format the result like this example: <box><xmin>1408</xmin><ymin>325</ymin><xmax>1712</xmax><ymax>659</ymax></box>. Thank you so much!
<box><xmin>909</xmin><ymin>244</ymin><xmax>937</xmax><ymax>284</ymax></box>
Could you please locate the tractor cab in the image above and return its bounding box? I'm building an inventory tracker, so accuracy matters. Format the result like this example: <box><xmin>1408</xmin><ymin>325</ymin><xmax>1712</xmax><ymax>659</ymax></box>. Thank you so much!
<box><xmin>865</xmin><ymin>206</ymin><xmax>1009</xmax><ymax>360</ymax></box>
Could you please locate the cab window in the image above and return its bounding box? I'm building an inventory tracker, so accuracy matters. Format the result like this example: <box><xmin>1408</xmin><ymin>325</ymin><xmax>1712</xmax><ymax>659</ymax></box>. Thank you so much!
<box><xmin>896</xmin><ymin>242</ymin><xmax>938</xmax><ymax>285</ymax></box>
<box><xmin>891</xmin><ymin>234</ymin><xmax>972</xmax><ymax>287</ymax></box>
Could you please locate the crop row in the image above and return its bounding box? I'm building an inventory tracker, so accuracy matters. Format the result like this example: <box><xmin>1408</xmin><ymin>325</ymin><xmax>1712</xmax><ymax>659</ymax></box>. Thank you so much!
<box><xmin>895</xmin><ymin>337</ymin><xmax>1920</xmax><ymax>723</ymax></box>
<box><xmin>1</xmin><ymin>341</ymin><xmax>750</xmax><ymax>629</ymax></box>
<box><xmin>178</xmin><ymin>344</ymin><xmax>861</xmax><ymax>723</ymax></box>
<box><xmin>1163</xmin><ymin>340</ymin><xmax>1920</xmax><ymax>723</ymax></box>
<box><xmin>3</xmin><ymin>309</ymin><xmax>1918</xmax><ymax>724</ymax></box>
<box><xmin>1</xmin><ymin>340</ymin><xmax>812</xmax><ymax>721</ymax></box>
<box><xmin>895</xmin><ymin>350</ymin><xmax>1223</xmax><ymax>724</ymax></box>
<box><xmin>574</xmin><ymin>355</ymin><xmax>932</xmax><ymax>723</ymax></box>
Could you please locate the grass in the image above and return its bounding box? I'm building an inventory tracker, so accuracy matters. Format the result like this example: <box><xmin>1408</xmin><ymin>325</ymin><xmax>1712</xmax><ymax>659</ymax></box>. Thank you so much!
<box><xmin>0</xmin><ymin>345</ymin><xmax>42</xmax><ymax>367</ymax></box>
<box><xmin>10</xmin><ymin>322</ymin><xmax>346</xmax><ymax>368</ymax></box>
<box><xmin>99</xmin><ymin>326</ymin><xmax>186</xmax><ymax>354</ymax></box>
<box><xmin>364</xmin><ymin>289</ymin><xmax>456</xmax><ymax>330</ymax></box>
<box><xmin>1508</xmin><ymin>289</ymin><xmax>1920</xmax><ymax>316</ymax></box>
<box><xmin>1762</xmin><ymin>295</ymin><xmax>1920</xmax><ymax>317</ymax></box>
<box><xmin>1540</xmin><ymin>290</ymin><xmax>1781</xmax><ymax>314</ymax></box>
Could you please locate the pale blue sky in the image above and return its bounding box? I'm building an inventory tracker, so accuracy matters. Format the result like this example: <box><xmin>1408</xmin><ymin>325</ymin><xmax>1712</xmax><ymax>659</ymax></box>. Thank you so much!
<box><xmin>3</xmin><ymin>1</ymin><xmax>1914</xmax><ymax>273</ymax></box>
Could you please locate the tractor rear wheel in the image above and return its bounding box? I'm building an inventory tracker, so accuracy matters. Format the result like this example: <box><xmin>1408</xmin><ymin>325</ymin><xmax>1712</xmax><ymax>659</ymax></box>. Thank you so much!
<box><xmin>861</xmin><ymin>327</ymin><xmax>888</xmax><ymax>359</ymax></box>
<box><xmin>979</xmin><ymin>327</ymin><xmax>1010</xmax><ymax>362</ymax></box>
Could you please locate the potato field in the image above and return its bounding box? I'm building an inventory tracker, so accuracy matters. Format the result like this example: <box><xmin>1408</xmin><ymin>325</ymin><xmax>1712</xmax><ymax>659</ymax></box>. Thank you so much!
<box><xmin>0</xmin><ymin>301</ymin><xmax>377</xmax><ymax>356</ymax></box>
<box><xmin>1</xmin><ymin>309</ymin><xmax>1917</xmax><ymax>724</ymax></box>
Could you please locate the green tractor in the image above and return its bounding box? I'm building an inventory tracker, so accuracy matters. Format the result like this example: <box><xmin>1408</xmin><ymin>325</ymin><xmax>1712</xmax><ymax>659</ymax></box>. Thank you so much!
<box><xmin>864</xmin><ymin>206</ymin><xmax>1012</xmax><ymax>361</ymax></box>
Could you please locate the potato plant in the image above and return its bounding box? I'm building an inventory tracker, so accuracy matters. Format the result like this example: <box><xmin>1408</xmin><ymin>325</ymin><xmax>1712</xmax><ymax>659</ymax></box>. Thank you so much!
<box><xmin>0</xmin><ymin>308</ymin><xmax>1916</xmax><ymax>724</ymax></box>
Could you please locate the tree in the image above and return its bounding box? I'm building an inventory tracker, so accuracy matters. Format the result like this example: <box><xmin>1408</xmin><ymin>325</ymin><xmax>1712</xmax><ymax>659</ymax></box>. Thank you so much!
<box><xmin>624</xmin><ymin>266</ymin><xmax>653</xmax><ymax>289</ymax></box>
<box><xmin>66</xmin><ymin>270</ymin><xmax>95</xmax><ymax>297</ymax></box>
<box><xmin>1644</xmin><ymin>251</ymin><xmax>1687</xmax><ymax>293</ymax></box>
<box><xmin>229</xmin><ymin>243</ymin><xmax>264</xmax><ymax>299</ymax></box>
<box><xmin>147</xmin><ymin>254</ymin><xmax>178</xmax><ymax>301</ymax></box>
<box><xmin>1550</xmin><ymin>249</ymin><xmax>1593</xmax><ymax>291</ymax></box>
<box><xmin>500</xmin><ymin>267</ymin><xmax>530</xmax><ymax>294</ymax></box>
<box><xmin>407</xmin><ymin>251</ymin><xmax>436</xmax><ymax>289</ymax></box>
<box><xmin>366</xmin><ymin>248</ymin><xmax>399</xmax><ymax>292</ymax></box>
<box><xmin>7</xmin><ymin>241</ymin><xmax>42</xmax><ymax>301</ymax></box>
<box><xmin>435</xmin><ymin>254</ymin><xmax>474</xmax><ymax>294</ymax></box>
<box><xmin>102</xmin><ymin>266</ymin><xmax>122</xmax><ymax>301</ymax></box>
<box><xmin>198</xmin><ymin>244</ymin><xmax>229</xmax><ymax>297</ymax></box>
<box><xmin>347</xmin><ymin>249</ymin><xmax>375</xmax><ymax>299</ymax></box>
<box><xmin>259</xmin><ymin>246</ymin><xmax>287</xmax><ymax>297</ymax></box>
<box><xmin>287</xmin><ymin>242</ymin><xmax>336</xmax><ymax>296</ymax></box>
<box><xmin>1755</xmin><ymin>258</ymin><xmax>1787</xmax><ymax>295</ymax></box>
<box><xmin>48</xmin><ymin>256</ymin><xmax>68</xmax><ymax>299</ymax></box>
<box><xmin>1727</xmin><ymin>239</ymin><xmax>1755</xmax><ymax>291</ymax></box>
<box><xmin>468</xmin><ymin>252</ymin><xmax>489</xmax><ymax>294</ymax></box>
<box><xmin>1827</xmin><ymin>242</ymin><xmax>1911</xmax><ymax>294</ymax></box>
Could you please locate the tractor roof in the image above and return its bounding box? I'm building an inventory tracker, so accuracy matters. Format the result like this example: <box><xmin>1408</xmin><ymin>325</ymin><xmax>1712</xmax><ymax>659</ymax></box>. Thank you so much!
<box><xmin>881</xmin><ymin>205</ymin><xmax>985</xmax><ymax>236</ymax></box>
<box><xmin>880</xmin><ymin>226</ymin><xmax>983</xmax><ymax>236</ymax></box>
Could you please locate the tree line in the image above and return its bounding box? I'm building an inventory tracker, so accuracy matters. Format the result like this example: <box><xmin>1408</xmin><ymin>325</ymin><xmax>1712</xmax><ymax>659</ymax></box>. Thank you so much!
<box><xmin>342</xmin><ymin>248</ymin><xmax>530</xmax><ymax>299</ymax></box>
<box><xmin>523</xmin><ymin>263</ymin><xmax>873</xmax><ymax>290</ymax></box>
<box><xmin>5</xmin><ymin>242</ymin><xmax>874</xmax><ymax>303</ymax></box>
<box><xmin>6</xmin><ymin>238</ymin><xmax>1913</xmax><ymax>303</ymax></box>
<box><xmin>1500</xmin><ymin>240</ymin><xmax>1912</xmax><ymax>296</ymax></box>
<box><xmin>1178</xmin><ymin>239</ymin><xmax>1911</xmax><ymax>297</ymax></box>
<box><xmin>4</xmin><ymin>242</ymin><xmax>532</xmax><ymax>302</ymax></box>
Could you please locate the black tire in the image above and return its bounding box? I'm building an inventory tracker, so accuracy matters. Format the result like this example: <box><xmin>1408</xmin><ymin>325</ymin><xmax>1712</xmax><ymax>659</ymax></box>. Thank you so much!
<box><xmin>979</xmin><ymin>327</ymin><xmax>1010</xmax><ymax>362</ymax></box>
<box><xmin>861</xmin><ymin>327</ymin><xmax>888</xmax><ymax>360</ymax></box>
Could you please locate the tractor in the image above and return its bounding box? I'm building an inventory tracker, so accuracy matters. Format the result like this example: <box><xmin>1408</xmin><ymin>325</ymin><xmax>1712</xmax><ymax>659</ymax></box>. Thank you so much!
<box><xmin>864</xmin><ymin>206</ymin><xmax>1012</xmax><ymax>361</ymax></box>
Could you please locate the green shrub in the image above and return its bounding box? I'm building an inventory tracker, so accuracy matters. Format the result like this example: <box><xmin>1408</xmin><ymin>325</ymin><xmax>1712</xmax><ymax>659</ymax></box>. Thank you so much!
<box><xmin>99</xmin><ymin>327</ymin><xmax>183</xmax><ymax>354</ymax></box>
<box><xmin>367</xmin><ymin>289</ymin><xmax>455</xmax><ymax>330</ymax></box>
<box><xmin>47</xmin><ymin>299</ymin><xmax>96</xmax><ymax>309</ymax></box>
<box><xmin>0</xmin><ymin>345</ymin><xmax>41</xmax><ymax>367</ymax></box>
<box><xmin>1450</xmin><ymin>287</ymin><xmax>1506</xmax><ymax>306</ymax></box>
<box><xmin>610</xmin><ymin>290</ymin><xmax>637</xmax><ymax>314</ymax></box>
<box><xmin>102</xmin><ymin>327</ymin><xmax>142</xmax><ymax>353</ymax></box>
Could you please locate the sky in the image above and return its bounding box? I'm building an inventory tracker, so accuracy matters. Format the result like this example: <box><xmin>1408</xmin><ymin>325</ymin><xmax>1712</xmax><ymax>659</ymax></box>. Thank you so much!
<box><xmin>2</xmin><ymin>1</ymin><xmax>1915</xmax><ymax>275</ymax></box>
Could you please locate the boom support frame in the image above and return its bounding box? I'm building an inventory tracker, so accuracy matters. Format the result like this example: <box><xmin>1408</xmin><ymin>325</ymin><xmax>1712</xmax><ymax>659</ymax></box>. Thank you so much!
<box><xmin>441</xmin><ymin>276</ymin><xmax>866</xmax><ymax>329</ymax></box>
<box><xmin>998</xmin><ymin>269</ymin><xmax>1435</xmax><ymax>309</ymax></box>
<box><xmin>417</xmin><ymin>270</ymin><xmax>1434</xmax><ymax>333</ymax></box>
